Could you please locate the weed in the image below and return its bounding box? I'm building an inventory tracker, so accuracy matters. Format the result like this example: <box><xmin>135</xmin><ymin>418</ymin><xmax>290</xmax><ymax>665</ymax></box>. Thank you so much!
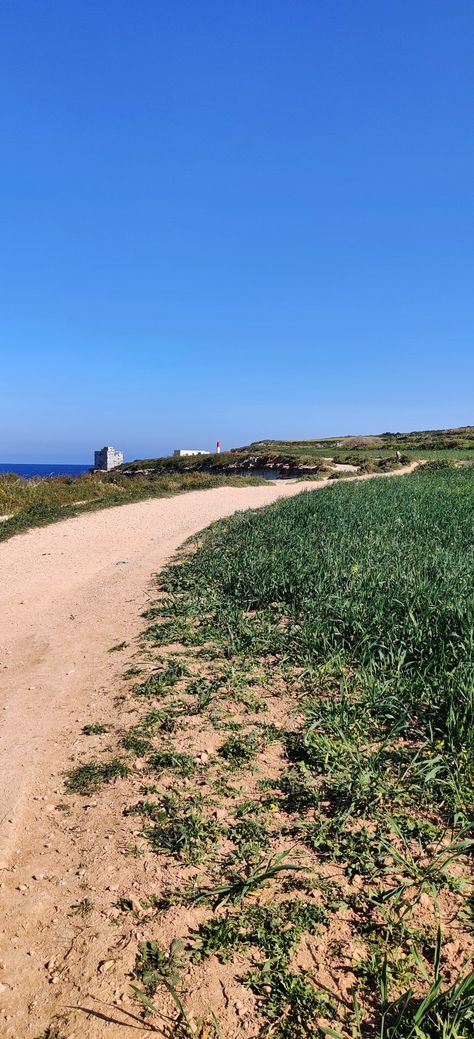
<box><xmin>300</xmin><ymin>817</ymin><xmax>389</xmax><ymax>878</ymax></box>
<box><xmin>211</xmin><ymin>775</ymin><xmax>241</xmax><ymax>798</ymax></box>
<box><xmin>123</xmin><ymin>665</ymin><xmax>142</xmax><ymax>678</ymax></box>
<box><xmin>148</xmin><ymin>749</ymin><xmax>196</xmax><ymax>777</ymax></box>
<box><xmin>273</xmin><ymin>765</ymin><xmax>320</xmax><ymax>813</ymax></box>
<box><xmin>124</xmin><ymin>799</ymin><xmax>165</xmax><ymax>821</ymax></box>
<box><xmin>143</xmin><ymin>795</ymin><xmax>222</xmax><ymax>864</ymax></box>
<box><xmin>227</xmin><ymin>817</ymin><xmax>271</xmax><ymax>860</ymax></box>
<box><xmin>248</xmin><ymin>965</ymin><xmax>336</xmax><ymax>1039</ymax></box>
<box><xmin>81</xmin><ymin>722</ymin><xmax>111</xmax><ymax>735</ymax></box>
<box><xmin>69</xmin><ymin>897</ymin><xmax>94</xmax><ymax>916</ymax></box>
<box><xmin>134</xmin><ymin>659</ymin><xmax>190</xmax><ymax>698</ymax></box>
<box><xmin>121</xmin><ymin>843</ymin><xmax>145</xmax><ymax>858</ymax></box>
<box><xmin>186</xmin><ymin>676</ymin><xmax>221</xmax><ymax>712</ymax></box>
<box><xmin>376</xmin><ymin>820</ymin><xmax>473</xmax><ymax>910</ymax></box>
<box><xmin>113</xmin><ymin>897</ymin><xmax>137</xmax><ymax>914</ymax></box>
<box><xmin>34</xmin><ymin>1025</ymin><xmax>66</xmax><ymax>1039</ymax></box>
<box><xmin>144</xmin><ymin>618</ymin><xmax>201</xmax><ymax>647</ymax></box>
<box><xmin>218</xmin><ymin>732</ymin><xmax>261</xmax><ymax>768</ymax></box>
<box><xmin>121</xmin><ymin>731</ymin><xmax>153</xmax><ymax>755</ymax></box>
<box><xmin>141</xmin><ymin>709</ymin><xmax>170</xmax><ymax>732</ymax></box>
<box><xmin>65</xmin><ymin>757</ymin><xmax>130</xmax><ymax>793</ymax></box>
<box><xmin>134</xmin><ymin>937</ymin><xmax>184</xmax><ymax>996</ymax></box>
<box><xmin>326</xmin><ymin>932</ymin><xmax>474</xmax><ymax>1038</ymax></box>
<box><xmin>193</xmin><ymin>852</ymin><xmax>306</xmax><ymax>906</ymax></box>
<box><xmin>190</xmin><ymin>899</ymin><xmax>326</xmax><ymax>965</ymax></box>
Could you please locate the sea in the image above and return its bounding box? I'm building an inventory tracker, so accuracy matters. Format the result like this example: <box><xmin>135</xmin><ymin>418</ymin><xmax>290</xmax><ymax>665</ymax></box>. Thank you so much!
<box><xmin>0</xmin><ymin>463</ymin><xmax>91</xmax><ymax>479</ymax></box>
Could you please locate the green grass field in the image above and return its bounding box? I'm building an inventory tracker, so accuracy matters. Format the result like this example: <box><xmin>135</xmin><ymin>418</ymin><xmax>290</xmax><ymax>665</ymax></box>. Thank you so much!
<box><xmin>65</xmin><ymin>462</ymin><xmax>474</xmax><ymax>1037</ymax></box>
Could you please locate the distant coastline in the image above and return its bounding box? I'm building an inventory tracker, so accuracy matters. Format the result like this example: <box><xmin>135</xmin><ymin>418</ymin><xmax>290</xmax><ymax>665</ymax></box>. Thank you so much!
<box><xmin>0</xmin><ymin>463</ymin><xmax>91</xmax><ymax>479</ymax></box>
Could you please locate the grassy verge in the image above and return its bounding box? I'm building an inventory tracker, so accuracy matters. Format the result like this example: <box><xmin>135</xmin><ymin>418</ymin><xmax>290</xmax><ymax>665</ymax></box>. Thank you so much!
<box><xmin>64</xmin><ymin>463</ymin><xmax>474</xmax><ymax>1037</ymax></box>
<box><xmin>0</xmin><ymin>471</ymin><xmax>265</xmax><ymax>543</ymax></box>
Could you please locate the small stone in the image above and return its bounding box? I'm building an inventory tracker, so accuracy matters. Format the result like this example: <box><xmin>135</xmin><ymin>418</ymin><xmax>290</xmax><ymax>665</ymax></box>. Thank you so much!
<box><xmin>0</xmin><ymin>983</ymin><xmax>7</xmax><ymax>993</ymax></box>
<box><xmin>98</xmin><ymin>959</ymin><xmax>115</xmax><ymax>974</ymax></box>
<box><xmin>16</xmin><ymin>884</ymin><xmax>28</xmax><ymax>892</ymax></box>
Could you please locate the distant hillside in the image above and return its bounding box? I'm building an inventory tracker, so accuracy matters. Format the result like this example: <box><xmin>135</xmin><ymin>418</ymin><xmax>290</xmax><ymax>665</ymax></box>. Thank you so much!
<box><xmin>117</xmin><ymin>426</ymin><xmax>473</xmax><ymax>479</ymax></box>
<box><xmin>242</xmin><ymin>425</ymin><xmax>474</xmax><ymax>454</ymax></box>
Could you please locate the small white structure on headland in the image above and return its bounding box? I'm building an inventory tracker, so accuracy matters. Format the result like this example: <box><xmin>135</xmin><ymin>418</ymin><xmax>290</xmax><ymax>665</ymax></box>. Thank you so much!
<box><xmin>94</xmin><ymin>446</ymin><xmax>123</xmax><ymax>470</ymax></box>
<box><xmin>174</xmin><ymin>449</ymin><xmax>210</xmax><ymax>458</ymax></box>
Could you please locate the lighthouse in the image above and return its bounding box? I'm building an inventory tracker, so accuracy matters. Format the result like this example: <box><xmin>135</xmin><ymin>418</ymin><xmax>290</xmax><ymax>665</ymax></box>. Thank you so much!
<box><xmin>216</xmin><ymin>441</ymin><xmax>221</xmax><ymax>454</ymax></box>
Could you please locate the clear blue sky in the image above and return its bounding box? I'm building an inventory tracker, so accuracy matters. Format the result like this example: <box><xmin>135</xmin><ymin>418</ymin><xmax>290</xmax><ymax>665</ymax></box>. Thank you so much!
<box><xmin>1</xmin><ymin>1</ymin><xmax>473</xmax><ymax>462</ymax></box>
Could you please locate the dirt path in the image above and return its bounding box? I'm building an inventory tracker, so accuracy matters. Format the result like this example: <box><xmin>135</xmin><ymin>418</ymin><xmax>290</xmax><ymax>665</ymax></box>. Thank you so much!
<box><xmin>0</xmin><ymin>464</ymin><xmax>418</xmax><ymax>1037</ymax></box>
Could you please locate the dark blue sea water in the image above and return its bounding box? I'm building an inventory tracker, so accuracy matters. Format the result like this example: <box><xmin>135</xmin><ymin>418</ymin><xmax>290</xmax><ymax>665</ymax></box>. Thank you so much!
<box><xmin>0</xmin><ymin>463</ymin><xmax>91</xmax><ymax>479</ymax></box>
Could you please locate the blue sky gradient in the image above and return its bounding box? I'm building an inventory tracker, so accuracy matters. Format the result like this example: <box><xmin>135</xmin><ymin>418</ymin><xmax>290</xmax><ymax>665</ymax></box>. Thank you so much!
<box><xmin>1</xmin><ymin>1</ymin><xmax>473</xmax><ymax>461</ymax></box>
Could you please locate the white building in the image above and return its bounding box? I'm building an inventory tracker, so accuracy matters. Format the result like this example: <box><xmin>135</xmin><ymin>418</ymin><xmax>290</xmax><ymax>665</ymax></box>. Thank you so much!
<box><xmin>94</xmin><ymin>446</ymin><xmax>123</xmax><ymax>471</ymax></box>
<box><xmin>173</xmin><ymin>449</ymin><xmax>210</xmax><ymax>458</ymax></box>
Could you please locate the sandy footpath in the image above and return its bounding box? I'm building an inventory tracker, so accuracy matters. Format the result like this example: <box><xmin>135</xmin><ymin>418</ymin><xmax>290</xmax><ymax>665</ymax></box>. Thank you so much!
<box><xmin>0</xmin><ymin>478</ymin><xmax>325</xmax><ymax>864</ymax></box>
<box><xmin>0</xmin><ymin>465</ymin><xmax>418</xmax><ymax>1037</ymax></box>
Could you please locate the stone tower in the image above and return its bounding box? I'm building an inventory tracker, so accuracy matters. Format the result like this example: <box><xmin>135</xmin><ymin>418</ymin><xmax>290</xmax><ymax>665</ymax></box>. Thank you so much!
<box><xmin>94</xmin><ymin>446</ymin><xmax>123</xmax><ymax>471</ymax></box>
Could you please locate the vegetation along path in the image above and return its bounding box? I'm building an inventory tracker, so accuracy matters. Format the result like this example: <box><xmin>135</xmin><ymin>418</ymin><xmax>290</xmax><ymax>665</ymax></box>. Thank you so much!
<box><xmin>0</xmin><ymin>462</ymin><xmax>422</xmax><ymax>1037</ymax></box>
